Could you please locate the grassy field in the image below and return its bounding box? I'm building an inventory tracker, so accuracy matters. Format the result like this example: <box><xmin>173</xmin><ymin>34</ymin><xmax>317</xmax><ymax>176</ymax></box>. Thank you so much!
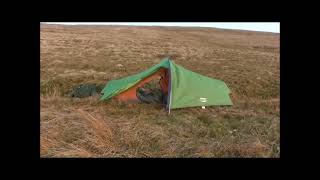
<box><xmin>40</xmin><ymin>24</ymin><xmax>280</xmax><ymax>157</ymax></box>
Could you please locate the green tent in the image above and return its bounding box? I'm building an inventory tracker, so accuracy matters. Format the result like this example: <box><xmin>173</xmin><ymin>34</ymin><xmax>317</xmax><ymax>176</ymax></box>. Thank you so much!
<box><xmin>100</xmin><ymin>58</ymin><xmax>232</xmax><ymax>111</ymax></box>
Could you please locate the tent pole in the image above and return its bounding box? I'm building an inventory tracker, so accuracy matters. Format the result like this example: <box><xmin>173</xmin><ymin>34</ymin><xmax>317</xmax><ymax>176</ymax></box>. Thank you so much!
<box><xmin>167</xmin><ymin>59</ymin><xmax>172</xmax><ymax>115</ymax></box>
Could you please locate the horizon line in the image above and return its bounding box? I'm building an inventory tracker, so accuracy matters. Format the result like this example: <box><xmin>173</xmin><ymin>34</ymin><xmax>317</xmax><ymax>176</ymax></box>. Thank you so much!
<box><xmin>42</xmin><ymin>22</ymin><xmax>280</xmax><ymax>33</ymax></box>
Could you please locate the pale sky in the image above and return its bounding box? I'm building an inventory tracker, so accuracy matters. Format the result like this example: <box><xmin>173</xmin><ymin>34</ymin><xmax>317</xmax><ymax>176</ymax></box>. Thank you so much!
<box><xmin>44</xmin><ymin>22</ymin><xmax>280</xmax><ymax>33</ymax></box>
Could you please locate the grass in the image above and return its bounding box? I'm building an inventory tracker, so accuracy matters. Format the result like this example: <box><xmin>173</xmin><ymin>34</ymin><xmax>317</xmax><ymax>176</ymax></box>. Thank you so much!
<box><xmin>40</xmin><ymin>24</ymin><xmax>280</xmax><ymax>158</ymax></box>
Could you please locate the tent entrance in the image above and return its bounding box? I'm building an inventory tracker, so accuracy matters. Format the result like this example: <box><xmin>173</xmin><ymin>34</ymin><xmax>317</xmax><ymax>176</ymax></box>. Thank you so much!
<box><xmin>136</xmin><ymin>77</ymin><xmax>165</xmax><ymax>104</ymax></box>
<box><xmin>115</xmin><ymin>67</ymin><xmax>169</xmax><ymax>104</ymax></box>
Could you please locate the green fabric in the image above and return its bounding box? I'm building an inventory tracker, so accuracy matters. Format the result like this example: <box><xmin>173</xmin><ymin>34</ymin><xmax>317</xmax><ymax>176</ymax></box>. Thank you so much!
<box><xmin>100</xmin><ymin>59</ymin><xmax>170</xmax><ymax>100</ymax></box>
<box><xmin>100</xmin><ymin>58</ymin><xmax>232</xmax><ymax>109</ymax></box>
<box><xmin>168</xmin><ymin>61</ymin><xmax>233</xmax><ymax>109</ymax></box>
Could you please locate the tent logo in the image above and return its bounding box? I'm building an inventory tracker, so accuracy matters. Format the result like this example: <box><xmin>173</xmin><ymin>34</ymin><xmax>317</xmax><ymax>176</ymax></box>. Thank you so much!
<box><xmin>199</xmin><ymin>97</ymin><xmax>207</xmax><ymax>103</ymax></box>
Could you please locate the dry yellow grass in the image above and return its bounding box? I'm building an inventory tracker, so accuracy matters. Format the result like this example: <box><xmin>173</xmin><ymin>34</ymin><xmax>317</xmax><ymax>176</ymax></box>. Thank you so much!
<box><xmin>40</xmin><ymin>24</ymin><xmax>280</xmax><ymax>157</ymax></box>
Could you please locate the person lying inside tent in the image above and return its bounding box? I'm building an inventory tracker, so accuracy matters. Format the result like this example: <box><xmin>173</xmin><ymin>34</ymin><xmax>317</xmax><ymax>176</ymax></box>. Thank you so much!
<box><xmin>136</xmin><ymin>81</ymin><xmax>167</xmax><ymax>105</ymax></box>
<box><xmin>136</xmin><ymin>87</ymin><xmax>163</xmax><ymax>104</ymax></box>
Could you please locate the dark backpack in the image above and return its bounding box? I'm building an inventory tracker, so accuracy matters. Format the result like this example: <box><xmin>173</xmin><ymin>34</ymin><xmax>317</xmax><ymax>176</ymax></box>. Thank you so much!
<box><xmin>70</xmin><ymin>83</ymin><xmax>99</xmax><ymax>98</ymax></box>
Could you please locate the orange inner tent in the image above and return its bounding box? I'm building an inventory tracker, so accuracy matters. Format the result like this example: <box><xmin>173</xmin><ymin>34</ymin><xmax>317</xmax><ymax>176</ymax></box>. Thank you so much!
<box><xmin>116</xmin><ymin>67</ymin><xmax>169</xmax><ymax>102</ymax></box>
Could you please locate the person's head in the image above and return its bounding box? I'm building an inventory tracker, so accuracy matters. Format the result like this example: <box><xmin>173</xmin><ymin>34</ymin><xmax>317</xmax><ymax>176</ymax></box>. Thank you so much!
<box><xmin>139</xmin><ymin>87</ymin><xmax>150</xmax><ymax>93</ymax></box>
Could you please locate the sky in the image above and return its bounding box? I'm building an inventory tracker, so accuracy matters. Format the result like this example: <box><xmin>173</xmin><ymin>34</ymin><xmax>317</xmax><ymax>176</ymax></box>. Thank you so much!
<box><xmin>44</xmin><ymin>22</ymin><xmax>280</xmax><ymax>33</ymax></box>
